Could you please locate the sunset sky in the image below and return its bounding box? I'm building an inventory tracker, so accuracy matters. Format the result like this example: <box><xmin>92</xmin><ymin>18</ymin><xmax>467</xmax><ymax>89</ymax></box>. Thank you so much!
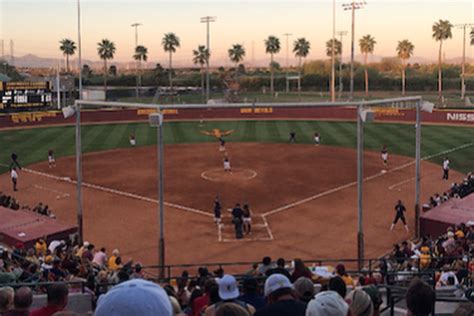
<box><xmin>1</xmin><ymin>0</ymin><xmax>473</xmax><ymax>67</ymax></box>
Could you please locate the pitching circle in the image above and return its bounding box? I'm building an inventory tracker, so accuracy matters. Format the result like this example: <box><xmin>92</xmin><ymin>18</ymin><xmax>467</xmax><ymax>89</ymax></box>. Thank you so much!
<box><xmin>201</xmin><ymin>168</ymin><xmax>257</xmax><ymax>182</ymax></box>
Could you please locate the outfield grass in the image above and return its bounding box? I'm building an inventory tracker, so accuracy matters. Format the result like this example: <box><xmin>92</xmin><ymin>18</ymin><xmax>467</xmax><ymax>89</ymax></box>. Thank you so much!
<box><xmin>1</xmin><ymin>120</ymin><xmax>473</xmax><ymax>174</ymax></box>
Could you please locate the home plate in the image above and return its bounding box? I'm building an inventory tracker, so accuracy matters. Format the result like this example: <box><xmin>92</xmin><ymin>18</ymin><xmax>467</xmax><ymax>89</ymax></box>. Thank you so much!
<box><xmin>381</xmin><ymin>170</ymin><xmax>387</xmax><ymax>174</ymax></box>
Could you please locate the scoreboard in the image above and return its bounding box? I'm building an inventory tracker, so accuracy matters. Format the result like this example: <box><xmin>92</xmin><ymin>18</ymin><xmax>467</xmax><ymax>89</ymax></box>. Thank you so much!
<box><xmin>1</xmin><ymin>81</ymin><xmax>53</xmax><ymax>112</ymax></box>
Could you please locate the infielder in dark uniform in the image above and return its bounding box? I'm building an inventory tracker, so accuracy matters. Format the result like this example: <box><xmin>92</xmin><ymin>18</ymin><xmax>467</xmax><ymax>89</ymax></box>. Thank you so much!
<box><xmin>390</xmin><ymin>200</ymin><xmax>409</xmax><ymax>233</ymax></box>
<box><xmin>213</xmin><ymin>197</ymin><xmax>222</xmax><ymax>225</ymax></box>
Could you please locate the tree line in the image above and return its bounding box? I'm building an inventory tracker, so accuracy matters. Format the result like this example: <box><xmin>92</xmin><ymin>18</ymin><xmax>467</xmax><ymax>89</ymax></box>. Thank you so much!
<box><xmin>57</xmin><ymin>20</ymin><xmax>473</xmax><ymax>98</ymax></box>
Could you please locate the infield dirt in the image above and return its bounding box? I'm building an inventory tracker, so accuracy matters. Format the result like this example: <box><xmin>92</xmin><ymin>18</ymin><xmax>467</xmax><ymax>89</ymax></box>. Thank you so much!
<box><xmin>0</xmin><ymin>143</ymin><xmax>463</xmax><ymax>270</ymax></box>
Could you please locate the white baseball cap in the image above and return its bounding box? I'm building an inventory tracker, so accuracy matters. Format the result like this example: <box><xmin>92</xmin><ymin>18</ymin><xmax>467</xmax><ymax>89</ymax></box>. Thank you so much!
<box><xmin>306</xmin><ymin>291</ymin><xmax>349</xmax><ymax>316</ymax></box>
<box><xmin>95</xmin><ymin>279</ymin><xmax>172</xmax><ymax>316</ymax></box>
<box><xmin>218</xmin><ymin>275</ymin><xmax>240</xmax><ymax>300</ymax></box>
<box><xmin>264</xmin><ymin>273</ymin><xmax>293</xmax><ymax>297</ymax></box>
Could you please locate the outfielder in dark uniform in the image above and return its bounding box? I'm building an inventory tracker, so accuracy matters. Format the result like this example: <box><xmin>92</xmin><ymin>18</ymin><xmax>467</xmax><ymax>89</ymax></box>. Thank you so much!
<box><xmin>289</xmin><ymin>132</ymin><xmax>297</xmax><ymax>143</ymax></box>
<box><xmin>390</xmin><ymin>200</ymin><xmax>409</xmax><ymax>233</ymax></box>
<box><xmin>10</xmin><ymin>153</ymin><xmax>22</xmax><ymax>170</ymax></box>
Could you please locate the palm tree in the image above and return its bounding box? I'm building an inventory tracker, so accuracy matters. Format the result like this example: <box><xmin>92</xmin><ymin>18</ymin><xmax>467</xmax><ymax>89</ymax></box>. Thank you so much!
<box><xmin>192</xmin><ymin>45</ymin><xmax>210</xmax><ymax>97</ymax></box>
<box><xmin>396</xmin><ymin>40</ymin><xmax>415</xmax><ymax>96</ymax></box>
<box><xmin>264</xmin><ymin>36</ymin><xmax>281</xmax><ymax>95</ymax></box>
<box><xmin>325</xmin><ymin>39</ymin><xmax>342</xmax><ymax>58</ymax></box>
<box><xmin>432</xmin><ymin>19</ymin><xmax>453</xmax><ymax>99</ymax></box>
<box><xmin>228</xmin><ymin>44</ymin><xmax>246</xmax><ymax>75</ymax></box>
<box><xmin>59</xmin><ymin>39</ymin><xmax>76</xmax><ymax>73</ymax></box>
<box><xmin>134</xmin><ymin>45</ymin><xmax>148</xmax><ymax>96</ymax></box>
<box><xmin>162</xmin><ymin>33</ymin><xmax>180</xmax><ymax>92</ymax></box>
<box><xmin>97</xmin><ymin>39</ymin><xmax>116</xmax><ymax>98</ymax></box>
<box><xmin>359</xmin><ymin>34</ymin><xmax>376</xmax><ymax>97</ymax></box>
<box><xmin>471</xmin><ymin>27</ymin><xmax>474</xmax><ymax>45</ymax></box>
<box><xmin>293</xmin><ymin>38</ymin><xmax>310</xmax><ymax>92</ymax></box>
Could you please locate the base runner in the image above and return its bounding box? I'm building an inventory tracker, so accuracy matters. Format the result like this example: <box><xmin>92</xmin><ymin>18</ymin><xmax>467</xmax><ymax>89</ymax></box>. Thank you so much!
<box><xmin>381</xmin><ymin>145</ymin><xmax>388</xmax><ymax>166</ymax></box>
<box><xmin>48</xmin><ymin>149</ymin><xmax>56</xmax><ymax>168</ymax></box>
<box><xmin>224</xmin><ymin>157</ymin><xmax>231</xmax><ymax>172</ymax></box>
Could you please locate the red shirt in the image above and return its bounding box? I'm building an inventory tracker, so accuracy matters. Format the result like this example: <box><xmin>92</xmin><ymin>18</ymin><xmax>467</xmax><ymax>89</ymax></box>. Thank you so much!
<box><xmin>30</xmin><ymin>305</ymin><xmax>64</xmax><ymax>316</ymax></box>
<box><xmin>192</xmin><ymin>294</ymin><xmax>209</xmax><ymax>316</ymax></box>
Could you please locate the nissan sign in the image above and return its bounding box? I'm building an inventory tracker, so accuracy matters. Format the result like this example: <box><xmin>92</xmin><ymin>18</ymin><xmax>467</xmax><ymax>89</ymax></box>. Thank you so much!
<box><xmin>446</xmin><ymin>112</ymin><xmax>474</xmax><ymax>122</ymax></box>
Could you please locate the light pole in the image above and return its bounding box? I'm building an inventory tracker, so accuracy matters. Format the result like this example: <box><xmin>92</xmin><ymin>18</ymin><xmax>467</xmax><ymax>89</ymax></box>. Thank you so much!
<box><xmin>201</xmin><ymin>16</ymin><xmax>216</xmax><ymax>104</ymax></box>
<box><xmin>454</xmin><ymin>23</ymin><xmax>473</xmax><ymax>100</ymax></box>
<box><xmin>284</xmin><ymin>33</ymin><xmax>292</xmax><ymax>93</ymax></box>
<box><xmin>76</xmin><ymin>0</ymin><xmax>84</xmax><ymax>244</ymax></box>
<box><xmin>337</xmin><ymin>31</ymin><xmax>348</xmax><ymax>98</ymax></box>
<box><xmin>343</xmin><ymin>1</ymin><xmax>365</xmax><ymax>100</ymax></box>
<box><xmin>149</xmin><ymin>112</ymin><xmax>165</xmax><ymax>280</ymax></box>
<box><xmin>131</xmin><ymin>23</ymin><xmax>142</xmax><ymax>99</ymax></box>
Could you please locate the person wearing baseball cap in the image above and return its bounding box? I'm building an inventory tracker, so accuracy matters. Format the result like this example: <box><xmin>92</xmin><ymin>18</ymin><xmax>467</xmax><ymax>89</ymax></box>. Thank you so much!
<box><xmin>94</xmin><ymin>279</ymin><xmax>173</xmax><ymax>316</ymax></box>
<box><xmin>306</xmin><ymin>290</ymin><xmax>350</xmax><ymax>316</ymax></box>
<box><xmin>204</xmin><ymin>275</ymin><xmax>255</xmax><ymax>316</ymax></box>
<box><xmin>255</xmin><ymin>274</ymin><xmax>306</xmax><ymax>316</ymax></box>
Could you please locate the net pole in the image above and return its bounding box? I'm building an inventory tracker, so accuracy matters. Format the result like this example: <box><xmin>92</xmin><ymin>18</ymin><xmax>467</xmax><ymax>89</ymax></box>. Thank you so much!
<box><xmin>157</xmin><ymin>111</ymin><xmax>166</xmax><ymax>280</ymax></box>
<box><xmin>357</xmin><ymin>104</ymin><xmax>364</xmax><ymax>270</ymax></box>
<box><xmin>75</xmin><ymin>103</ymin><xmax>83</xmax><ymax>244</ymax></box>
<box><xmin>415</xmin><ymin>101</ymin><xmax>421</xmax><ymax>238</ymax></box>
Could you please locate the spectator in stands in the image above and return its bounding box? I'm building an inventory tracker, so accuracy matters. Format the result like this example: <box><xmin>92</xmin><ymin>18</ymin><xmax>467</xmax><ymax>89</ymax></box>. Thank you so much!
<box><xmin>246</xmin><ymin>263</ymin><xmax>259</xmax><ymax>277</ymax></box>
<box><xmin>293</xmin><ymin>277</ymin><xmax>315</xmax><ymax>305</ymax></box>
<box><xmin>266</xmin><ymin>258</ymin><xmax>291</xmax><ymax>279</ymax></box>
<box><xmin>335</xmin><ymin>263</ymin><xmax>354</xmax><ymax>287</ymax></box>
<box><xmin>257</xmin><ymin>257</ymin><xmax>275</xmax><ymax>276</ymax></box>
<box><xmin>108</xmin><ymin>249</ymin><xmax>120</xmax><ymax>270</ymax></box>
<box><xmin>345</xmin><ymin>289</ymin><xmax>373</xmax><ymax>316</ymax></box>
<box><xmin>35</xmin><ymin>238</ymin><xmax>47</xmax><ymax>256</ymax></box>
<box><xmin>50</xmin><ymin>258</ymin><xmax>67</xmax><ymax>281</ymax></box>
<box><xmin>130</xmin><ymin>263</ymin><xmax>144</xmax><ymax>279</ymax></box>
<box><xmin>215</xmin><ymin>303</ymin><xmax>251</xmax><ymax>316</ymax></box>
<box><xmin>95</xmin><ymin>279</ymin><xmax>172</xmax><ymax>316</ymax></box>
<box><xmin>328</xmin><ymin>276</ymin><xmax>347</xmax><ymax>299</ymax></box>
<box><xmin>92</xmin><ymin>247</ymin><xmax>107</xmax><ymax>267</ymax></box>
<box><xmin>177</xmin><ymin>271</ymin><xmax>190</xmax><ymax>308</ymax></box>
<box><xmin>291</xmin><ymin>259</ymin><xmax>313</xmax><ymax>282</ymax></box>
<box><xmin>193</xmin><ymin>278</ymin><xmax>217</xmax><ymax>316</ymax></box>
<box><xmin>405</xmin><ymin>278</ymin><xmax>435</xmax><ymax>316</ymax></box>
<box><xmin>362</xmin><ymin>286</ymin><xmax>382</xmax><ymax>316</ymax></box>
<box><xmin>81</xmin><ymin>244</ymin><xmax>94</xmax><ymax>262</ymax></box>
<box><xmin>30</xmin><ymin>283</ymin><xmax>69</xmax><ymax>316</ymax></box>
<box><xmin>4</xmin><ymin>286</ymin><xmax>33</xmax><ymax>316</ymax></box>
<box><xmin>239</xmin><ymin>276</ymin><xmax>266</xmax><ymax>311</ymax></box>
<box><xmin>204</xmin><ymin>275</ymin><xmax>255</xmax><ymax>316</ymax></box>
<box><xmin>436</xmin><ymin>265</ymin><xmax>459</xmax><ymax>288</ymax></box>
<box><xmin>255</xmin><ymin>274</ymin><xmax>306</xmax><ymax>316</ymax></box>
<box><xmin>0</xmin><ymin>287</ymin><xmax>14</xmax><ymax>314</ymax></box>
<box><xmin>306</xmin><ymin>290</ymin><xmax>349</xmax><ymax>316</ymax></box>
<box><xmin>164</xmin><ymin>284</ymin><xmax>183</xmax><ymax>315</ymax></box>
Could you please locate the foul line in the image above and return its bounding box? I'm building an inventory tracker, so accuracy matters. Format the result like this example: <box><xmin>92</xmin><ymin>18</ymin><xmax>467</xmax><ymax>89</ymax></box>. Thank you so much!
<box><xmin>388</xmin><ymin>177</ymin><xmax>416</xmax><ymax>190</ymax></box>
<box><xmin>1</xmin><ymin>165</ymin><xmax>212</xmax><ymax>218</ymax></box>
<box><xmin>262</xmin><ymin>141</ymin><xmax>474</xmax><ymax>218</ymax></box>
<box><xmin>34</xmin><ymin>184</ymin><xmax>70</xmax><ymax>198</ymax></box>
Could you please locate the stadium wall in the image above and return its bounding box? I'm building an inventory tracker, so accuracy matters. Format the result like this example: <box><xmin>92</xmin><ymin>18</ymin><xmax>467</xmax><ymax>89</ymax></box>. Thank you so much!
<box><xmin>1</xmin><ymin>106</ymin><xmax>474</xmax><ymax>129</ymax></box>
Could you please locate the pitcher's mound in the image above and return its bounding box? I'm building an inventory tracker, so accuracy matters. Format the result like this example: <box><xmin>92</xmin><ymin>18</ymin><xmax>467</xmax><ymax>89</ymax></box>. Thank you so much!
<box><xmin>201</xmin><ymin>168</ymin><xmax>257</xmax><ymax>182</ymax></box>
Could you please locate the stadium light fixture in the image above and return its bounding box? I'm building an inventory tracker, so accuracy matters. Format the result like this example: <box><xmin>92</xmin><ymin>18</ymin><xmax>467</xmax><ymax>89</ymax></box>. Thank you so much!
<box><xmin>149</xmin><ymin>112</ymin><xmax>166</xmax><ymax>280</ymax></box>
<box><xmin>343</xmin><ymin>1</ymin><xmax>366</xmax><ymax>100</ymax></box>
<box><xmin>200</xmin><ymin>16</ymin><xmax>216</xmax><ymax>103</ymax></box>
